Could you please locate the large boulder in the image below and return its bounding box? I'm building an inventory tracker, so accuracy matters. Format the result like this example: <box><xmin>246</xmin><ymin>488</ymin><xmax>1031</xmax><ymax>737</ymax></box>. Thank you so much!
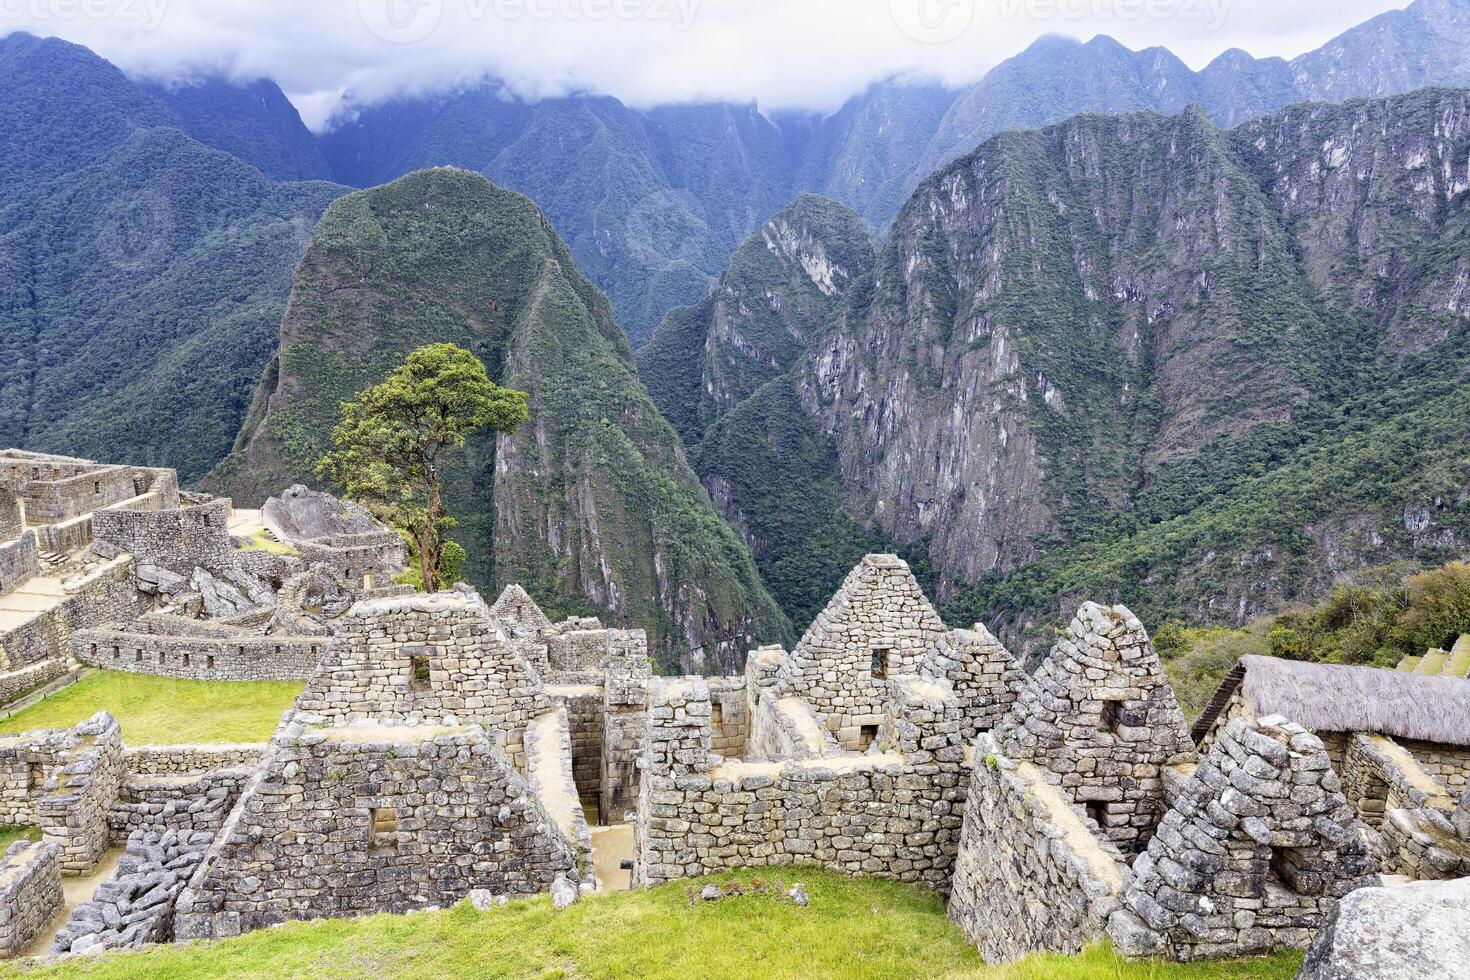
<box><xmin>1297</xmin><ymin>877</ymin><xmax>1470</xmax><ymax>979</ymax></box>
<box><xmin>261</xmin><ymin>485</ymin><xmax>380</xmax><ymax>544</ymax></box>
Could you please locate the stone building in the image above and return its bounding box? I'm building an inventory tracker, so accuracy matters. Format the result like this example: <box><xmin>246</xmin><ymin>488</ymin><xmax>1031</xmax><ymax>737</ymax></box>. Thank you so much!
<box><xmin>632</xmin><ymin>554</ymin><xmax>1026</xmax><ymax>891</ymax></box>
<box><xmin>174</xmin><ymin>586</ymin><xmax>592</xmax><ymax>939</ymax></box>
<box><xmin>1106</xmin><ymin>716</ymin><xmax>1380</xmax><ymax>960</ymax></box>
<box><xmin>1190</xmin><ymin>655</ymin><xmax>1470</xmax><ymax>878</ymax></box>
<box><xmin>992</xmin><ymin>602</ymin><xmax>1197</xmax><ymax>853</ymax></box>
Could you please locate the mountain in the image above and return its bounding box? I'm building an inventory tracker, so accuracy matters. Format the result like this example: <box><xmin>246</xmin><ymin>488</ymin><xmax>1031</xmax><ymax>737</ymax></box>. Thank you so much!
<box><xmin>0</xmin><ymin>33</ymin><xmax>344</xmax><ymax>481</ymax></box>
<box><xmin>319</xmin><ymin>88</ymin><xmax>797</xmax><ymax>347</ymax></box>
<box><xmin>795</xmin><ymin>88</ymin><xmax>1470</xmax><ymax>650</ymax></box>
<box><xmin>141</xmin><ymin>76</ymin><xmax>334</xmax><ymax>181</ymax></box>
<box><xmin>208</xmin><ymin>167</ymin><xmax>790</xmax><ymax>670</ymax></box>
<box><xmin>913</xmin><ymin>1</ymin><xmax>1470</xmax><ymax>211</ymax></box>
<box><xmin>308</xmin><ymin>0</ymin><xmax>1470</xmax><ymax>348</ymax></box>
<box><xmin>636</xmin><ymin>195</ymin><xmax>903</xmax><ymax>624</ymax></box>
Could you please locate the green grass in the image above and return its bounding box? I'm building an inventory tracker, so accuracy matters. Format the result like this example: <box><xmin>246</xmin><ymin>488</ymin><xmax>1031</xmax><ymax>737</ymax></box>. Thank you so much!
<box><xmin>0</xmin><ymin>869</ymin><xmax>1302</xmax><ymax>979</ymax></box>
<box><xmin>0</xmin><ymin>826</ymin><xmax>39</xmax><ymax>850</ymax></box>
<box><xmin>234</xmin><ymin>531</ymin><xmax>301</xmax><ymax>556</ymax></box>
<box><xmin>0</xmin><ymin>671</ymin><xmax>300</xmax><ymax>745</ymax></box>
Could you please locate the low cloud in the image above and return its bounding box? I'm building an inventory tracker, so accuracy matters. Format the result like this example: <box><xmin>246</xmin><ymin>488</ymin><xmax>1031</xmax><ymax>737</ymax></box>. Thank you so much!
<box><xmin>0</xmin><ymin>0</ymin><xmax>1408</xmax><ymax>129</ymax></box>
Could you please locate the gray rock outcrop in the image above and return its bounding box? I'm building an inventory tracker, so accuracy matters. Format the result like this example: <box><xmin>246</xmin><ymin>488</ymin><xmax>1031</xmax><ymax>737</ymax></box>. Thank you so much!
<box><xmin>262</xmin><ymin>484</ymin><xmax>380</xmax><ymax>545</ymax></box>
<box><xmin>1297</xmin><ymin>877</ymin><xmax>1470</xmax><ymax>979</ymax></box>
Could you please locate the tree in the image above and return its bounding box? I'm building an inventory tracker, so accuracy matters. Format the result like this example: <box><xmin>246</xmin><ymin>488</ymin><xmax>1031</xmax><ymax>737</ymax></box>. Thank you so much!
<box><xmin>317</xmin><ymin>343</ymin><xmax>528</xmax><ymax>592</ymax></box>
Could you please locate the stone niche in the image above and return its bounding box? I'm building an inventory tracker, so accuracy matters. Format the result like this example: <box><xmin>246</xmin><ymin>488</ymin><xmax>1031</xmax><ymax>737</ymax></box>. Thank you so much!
<box><xmin>175</xmin><ymin>719</ymin><xmax>578</xmax><ymax>940</ymax></box>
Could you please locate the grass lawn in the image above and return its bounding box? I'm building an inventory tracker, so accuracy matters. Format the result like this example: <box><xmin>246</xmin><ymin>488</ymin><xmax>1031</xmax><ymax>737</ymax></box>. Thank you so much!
<box><xmin>0</xmin><ymin>826</ymin><xmax>38</xmax><ymax>849</ymax></box>
<box><xmin>0</xmin><ymin>869</ymin><xmax>1303</xmax><ymax>980</ymax></box>
<box><xmin>0</xmin><ymin>671</ymin><xmax>300</xmax><ymax>744</ymax></box>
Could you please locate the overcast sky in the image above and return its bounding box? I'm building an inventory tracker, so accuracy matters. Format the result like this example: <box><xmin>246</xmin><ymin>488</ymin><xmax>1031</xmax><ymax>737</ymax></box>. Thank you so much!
<box><xmin>2</xmin><ymin>0</ymin><xmax>1410</xmax><ymax>129</ymax></box>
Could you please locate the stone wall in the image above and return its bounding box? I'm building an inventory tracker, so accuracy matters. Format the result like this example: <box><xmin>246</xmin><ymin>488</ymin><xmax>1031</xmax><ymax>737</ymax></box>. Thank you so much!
<box><xmin>993</xmin><ymin>603</ymin><xmax>1196</xmax><ymax>854</ymax></box>
<box><xmin>74</xmin><ymin>628</ymin><xmax>328</xmax><ymax>682</ymax></box>
<box><xmin>1108</xmin><ymin>717</ymin><xmax>1379</xmax><ymax>961</ymax></box>
<box><xmin>0</xmin><ymin>840</ymin><xmax>62</xmax><ymax>958</ymax></box>
<box><xmin>175</xmin><ymin>717</ymin><xmax>579</xmax><ymax>940</ymax></box>
<box><xmin>921</xmin><ymin>625</ymin><xmax>1027</xmax><ymax>744</ymax></box>
<box><xmin>108</xmin><ymin>766</ymin><xmax>253</xmax><ymax>838</ymax></box>
<box><xmin>1402</xmin><ymin>738</ymin><xmax>1470</xmax><ymax>797</ymax></box>
<box><xmin>779</xmin><ymin>555</ymin><xmax>951</xmax><ymax>752</ymax></box>
<box><xmin>0</xmin><ymin>557</ymin><xmax>149</xmax><ymax>672</ymax></box>
<box><xmin>948</xmin><ymin>733</ymin><xmax>1130</xmax><ymax>964</ymax></box>
<box><xmin>34</xmin><ymin>712</ymin><xmax>125</xmax><ymax>875</ymax></box>
<box><xmin>294</xmin><ymin>590</ymin><xmax>552</xmax><ymax>767</ymax></box>
<box><xmin>298</xmin><ymin>532</ymin><xmax>408</xmax><ymax>590</ymax></box>
<box><xmin>600</xmin><ymin>630</ymin><xmax>650</xmax><ymax>824</ymax></box>
<box><xmin>124</xmin><ymin>744</ymin><xmax>264</xmax><ymax>776</ymax></box>
<box><xmin>633</xmin><ymin>675</ymin><xmax>968</xmax><ymax>890</ymax></box>
<box><xmin>557</xmin><ymin>689</ymin><xmax>604</xmax><ymax>809</ymax></box>
<box><xmin>0</xmin><ymin>490</ymin><xmax>22</xmax><ymax>542</ymax></box>
<box><xmin>19</xmin><ymin>465</ymin><xmax>141</xmax><ymax>524</ymax></box>
<box><xmin>91</xmin><ymin>499</ymin><xmax>234</xmax><ymax>578</ymax></box>
<box><xmin>0</xmin><ymin>659</ymin><xmax>68</xmax><ymax>707</ymax></box>
<box><xmin>0</xmin><ymin>532</ymin><xmax>38</xmax><ymax>599</ymax></box>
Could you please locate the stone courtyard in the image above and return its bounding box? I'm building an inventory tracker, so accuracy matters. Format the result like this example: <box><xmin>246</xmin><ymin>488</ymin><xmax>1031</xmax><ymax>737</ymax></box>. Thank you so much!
<box><xmin>0</xmin><ymin>448</ymin><xmax>1467</xmax><ymax>968</ymax></box>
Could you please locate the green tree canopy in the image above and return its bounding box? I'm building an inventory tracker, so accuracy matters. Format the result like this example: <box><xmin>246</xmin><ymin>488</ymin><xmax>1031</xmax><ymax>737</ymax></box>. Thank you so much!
<box><xmin>317</xmin><ymin>343</ymin><xmax>528</xmax><ymax>592</ymax></box>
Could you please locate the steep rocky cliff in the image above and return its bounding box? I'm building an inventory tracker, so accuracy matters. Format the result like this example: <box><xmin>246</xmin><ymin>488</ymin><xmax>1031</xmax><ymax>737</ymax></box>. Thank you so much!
<box><xmin>210</xmin><ymin>167</ymin><xmax>789</xmax><ymax>670</ymax></box>
<box><xmin>798</xmin><ymin>89</ymin><xmax>1470</xmax><ymax>647</ymax></box>
<box><xmin>638</xmin><ymin>196</ymin><xmax>901</xmax><ymax>624</ymax></box>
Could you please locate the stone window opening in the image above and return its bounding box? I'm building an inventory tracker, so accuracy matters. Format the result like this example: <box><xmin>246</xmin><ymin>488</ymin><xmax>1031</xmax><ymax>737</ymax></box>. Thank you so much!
<box><xmin>1267</xmin><ymin>845</ymin><xmax>1313</xmax><ymax>895</ymax></box>
<box><xmin>369</xmin><ymin>807</ymin><xmax>399</xmax><ymax>850</ymax></box>
<box><xmin>182</xmin><ymin>653</ymin><xmax>190</xmax><ymax>668</ymax></box>
<box><xmin>871</xmin><ymin>646</ymin><xmax>892</xmax><ymax>680</ymax></box>
<box><xmin>1084</xmin><ymin>800</ymin><xmax>1107</xmax><ymax>829</ymax></box>
<box><xmin>710</xmin><ymin>702</ymin><xmax>723</xmax><ymax>730</ymax></box>
<box><xmin>205</xmin><ymin>655</ymin><xmax>214</xmax><ymax>669</ymax></box>
<box><xmin>1098</xmin><ymin>698</ymin><xmax>1124</xmax><ymax>735</ymax></box>
<box><xmin>409</xmin><ymin>654</ymin><xmax>431</xmax><ymax>691</ymax></box>
<box><xmin>157</xmin><ymin>650</ymin><xmax>165</xmax><ymax>665</ymax></box>
<box><xmin>92</xmin><ymin>480</ymin><xmax>100</xmax><ymax>494</ymax></box>
<box><xmin>859</xmin><ymin>724</ymin><xmax>879</xmax><ymax>752</ymax></box>
<box><xmin>133</xmin><ymin>650</ymin><xmax>142</xmax><ymax>663</ymax></box>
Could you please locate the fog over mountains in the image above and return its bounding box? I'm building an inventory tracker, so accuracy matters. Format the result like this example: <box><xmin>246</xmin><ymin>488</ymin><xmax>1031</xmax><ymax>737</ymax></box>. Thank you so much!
<box><xmin>2</xmin><ymin>0</ymin><xmax>1468</xmax><ymax>655</ymax></box>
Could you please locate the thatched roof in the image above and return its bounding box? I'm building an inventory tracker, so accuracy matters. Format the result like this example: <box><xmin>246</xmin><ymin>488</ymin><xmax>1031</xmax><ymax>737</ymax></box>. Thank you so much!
<box><xmin>1191</xmin><ymin>655</ymin><xmax>1470</xmax><ymax>747</ymax></box>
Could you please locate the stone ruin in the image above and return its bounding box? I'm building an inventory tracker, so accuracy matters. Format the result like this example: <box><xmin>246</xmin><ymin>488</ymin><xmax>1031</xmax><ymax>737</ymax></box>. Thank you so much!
<box><xmin>0</xmin><ymin>447</ymin><xmax>1466</xmax><ymax>967</ymax></box>
<box><xmin>633</xmin><ymin>554</ymin><xmax>1025</xmax><ymax>890</ymax></box>
<box><xmin>1108</xmin><ymin>716</ymin><xmax>1379</xmax><ymax>960</ymax></box>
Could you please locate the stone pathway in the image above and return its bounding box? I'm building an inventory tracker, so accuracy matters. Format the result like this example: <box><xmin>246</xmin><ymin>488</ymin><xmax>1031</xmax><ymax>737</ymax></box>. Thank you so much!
<box><xmin>21</xmin><ymin>847</ymin><xmax>124</xmax><ymax>958</ymax></box>
<box><xmin>0</xmin><ymin>570</ymin><xmax>69</xmax><ymax>631</ymax></box>
<box><xmin>590</xmin><ymin>825</ymin><xmax>634</xmax><ymax>893</ymax></box>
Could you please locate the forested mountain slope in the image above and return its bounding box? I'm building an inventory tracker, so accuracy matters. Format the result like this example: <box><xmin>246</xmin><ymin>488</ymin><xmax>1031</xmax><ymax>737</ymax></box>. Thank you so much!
<box><xmin>799</xmin><ymin>88</ymin><xmax>1470</xmax><ymax>649</ymax></box>
<box><xmin>209</xmin><ymin>168</ymin><xmax>790</xmax><ymax>670</ymax></box>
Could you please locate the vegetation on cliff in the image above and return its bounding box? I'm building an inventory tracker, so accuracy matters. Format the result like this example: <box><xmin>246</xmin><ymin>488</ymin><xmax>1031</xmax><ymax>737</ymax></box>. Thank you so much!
<box><xmin>210</xmin><ymin>167</ymin><xmax>788</xmax><ymax>668</ymax></box>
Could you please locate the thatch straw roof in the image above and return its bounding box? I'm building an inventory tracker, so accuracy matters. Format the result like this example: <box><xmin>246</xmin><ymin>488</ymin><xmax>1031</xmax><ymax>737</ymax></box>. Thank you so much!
<box><xmin>1191</xmin><ymin>655</ymin><xmax>1470</xmax><ymax>747</ymax></box>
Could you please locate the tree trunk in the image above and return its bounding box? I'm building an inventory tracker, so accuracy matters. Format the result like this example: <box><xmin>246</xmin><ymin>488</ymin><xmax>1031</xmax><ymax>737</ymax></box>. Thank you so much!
<box><xmin>420</xmin><ymin>472</ymin><xmax>443</xmax><ymax>591</ymax></box>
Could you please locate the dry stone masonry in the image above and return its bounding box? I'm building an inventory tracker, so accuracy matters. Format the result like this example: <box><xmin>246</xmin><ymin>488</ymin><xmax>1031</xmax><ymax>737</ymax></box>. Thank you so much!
<box><xmin>1107</xmin><ymin>716</ymin><xmax>1379</xmax><ymax>960</ymax></box>
<box><xmin>2</xmin><ymin>450</ymin><xmax>1467</xmax><ymax>971</ymax></box>
<box><xmin>993</xmin><ymin>602</ymin><xmax>1197</xmax><ymax>853</ymax></box>
<box><xmin>0</xmin><ymin>840</ymin><xmax>61</xmax><ymax>958</ymax></box>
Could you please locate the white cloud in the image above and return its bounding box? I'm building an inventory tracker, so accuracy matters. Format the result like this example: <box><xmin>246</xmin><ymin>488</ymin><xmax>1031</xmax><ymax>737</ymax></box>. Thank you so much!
<box><xmin>0</xmin><ymin>0</ymin><xmax>1411</xmax><ymax>129</ymax></box>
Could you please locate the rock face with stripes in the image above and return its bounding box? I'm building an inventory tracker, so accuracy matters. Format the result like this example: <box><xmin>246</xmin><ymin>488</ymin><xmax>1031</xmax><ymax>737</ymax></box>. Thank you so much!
<box><xmin>1108</xmin><ymin>715</ymin><xmax>1379</xmax><ymax>961</ymax></box>
<box><xmin>993</xmin><ymin>602</ymin><xmax>1195</xmax><ymax>853</ymax></box>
